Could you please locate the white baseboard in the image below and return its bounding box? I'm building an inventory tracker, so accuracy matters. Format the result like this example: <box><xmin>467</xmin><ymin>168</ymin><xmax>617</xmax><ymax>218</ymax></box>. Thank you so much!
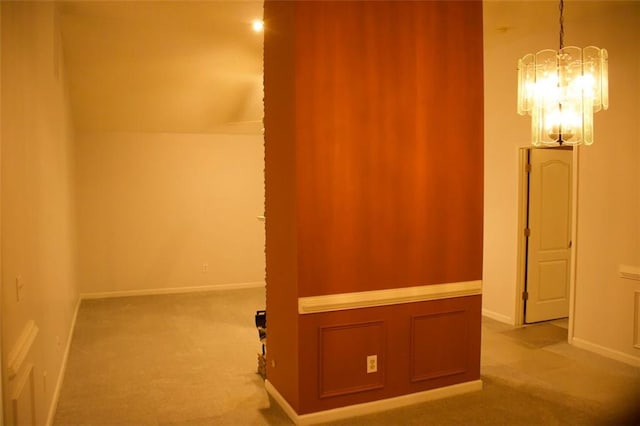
<box><xmin>265</xmin><ymin>380</ymin><xmax>300</xmax><ymax>424</ymax></box>
<box><xmin>571</xmin><ymin>337</ymin><xmax>640</xmax><ymax>368</ymax></box>
<box><xmin>46</xmin><ymin>297</ymin><xmax>81</xmax><ymax>426</ymax></box>
<box><xmin>265</xmin><ymin>379</ymin><xmax>483</xmax><ymax>425</ymax></box>
<box><xmin>80</xmin><ymin>281</ymin><xmax>265</xmax><ymax>300</ymax></box>
<box><xmin>482</xmin><ymin>308</ymin><xmax>513</xmax><ymax>325</ymax></box>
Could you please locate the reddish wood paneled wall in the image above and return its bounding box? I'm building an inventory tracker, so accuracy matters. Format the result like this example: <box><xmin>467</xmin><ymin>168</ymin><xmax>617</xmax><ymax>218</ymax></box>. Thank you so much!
<box><xmin>265</xmin><ymin>0</ymin><xmax>483</xmax><ymax>415</ymax></box>
<box><xmin>295</xmin><ymin>0</ymin><xmax>483</xmax><ymax>296</ymax></box>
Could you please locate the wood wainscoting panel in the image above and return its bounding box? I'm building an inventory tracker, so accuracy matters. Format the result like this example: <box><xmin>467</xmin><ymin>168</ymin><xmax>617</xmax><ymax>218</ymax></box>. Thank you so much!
<box><xmin>298</xmin><ymin>295</ymin><xmax>481</xmax><ymax>414</ymax></box>
<box><xmin>319</xmin><ymin>321</ymin><xmax>386</xmax><ymax>398</ymax></box>
<box><xmin>411</xmin><ymin>310</ymin><xmax>468</xmax><ymax>382</ymax></box>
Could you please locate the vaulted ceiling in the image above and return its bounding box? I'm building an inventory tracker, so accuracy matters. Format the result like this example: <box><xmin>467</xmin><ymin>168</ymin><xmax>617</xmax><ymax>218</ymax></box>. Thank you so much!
<box><xmin>59</xmin><ymin>1</ymin><xmax>263</xmax><ymax>134</ymax></box>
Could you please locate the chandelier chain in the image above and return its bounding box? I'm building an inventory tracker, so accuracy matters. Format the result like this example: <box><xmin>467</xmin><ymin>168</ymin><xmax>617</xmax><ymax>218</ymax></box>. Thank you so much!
<box><xmin>559</xmin><ymin>0</ymin><xmax>565</xmax><ymax>49</ymax></box>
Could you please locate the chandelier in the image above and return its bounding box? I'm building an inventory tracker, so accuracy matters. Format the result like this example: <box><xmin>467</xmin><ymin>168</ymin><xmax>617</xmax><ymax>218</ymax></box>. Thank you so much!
<box><xmin>517</xmin><ymin>0</ymin><xmax>608</xmax><ymax>146</ymax></box>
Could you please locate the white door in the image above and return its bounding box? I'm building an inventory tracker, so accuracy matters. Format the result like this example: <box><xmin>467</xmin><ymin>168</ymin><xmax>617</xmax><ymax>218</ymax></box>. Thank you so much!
<box><xmin>525</xmin><ymin>148</ymin><xmax>572</xmax><ymax>323</ymax></box>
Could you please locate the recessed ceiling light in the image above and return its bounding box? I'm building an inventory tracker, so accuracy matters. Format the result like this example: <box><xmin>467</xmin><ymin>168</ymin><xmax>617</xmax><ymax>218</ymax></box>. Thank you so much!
<box><xmin>252</xmin><ymin>19</ymin><xmax>264</xmax><ymax>33</ymax></box>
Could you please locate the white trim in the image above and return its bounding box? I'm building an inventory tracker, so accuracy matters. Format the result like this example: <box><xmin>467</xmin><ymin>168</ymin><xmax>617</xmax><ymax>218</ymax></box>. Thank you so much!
<box><xmin>46</xmin><ymin>297</ymin><xmax>81</xmax><ymax>426</ymax></box>
<box><xmin>514</xmin><ymin>147</ymin><xmax>530</xmax><ymax>327</ymax></box>
<box><xmin>80</xmin><ymin>281</ymin><xmax>265</xmax><ymax>300</ymax></box>
<box><xmin>0</xmin><ymin>5</ymin><xmax>4</xmax><ymax>422</ymax></box>
<box><xmin>298</xmin><ymin>281</ymin><xmax>482</xmax><ymax>314</ymax></box>
<box><xmin>619</xmin><ymin>265</ymin><xmax>640</xmax><ymax>281</ymax></box>
<box><xmin>265</xmin><ymin>380</ymin><xmax>299</xmax><ymax>423</ymax></box>
<box><xmin>515</xmin><ymin>146</ymin><xmax>578</xmax><ymax>335</ymax></box>
<box><xmin>482</xmin><ymin>309</ymin><xmax>513</xmax><ymax>325</ymax></box>
<box><xmin>266</xmin><ymin>379</ymin><xmax>482</xmax><ymax>425</ymax></box>
<box><xmin>634</xmin><ymin>291</ymin><xmax>640</xmax><ymax>350</ymax></box>
<box><xmin>11</xmin><ymin>363</ymin><xmax>35</xmax><ymax>423</ymax></box>
<box><xmin>571</xmin><ymin>337</ymin><xmax>640</xmax><ymax>368</ymax></box>
<box><xmin>568</xmin><ymin>147</ymin><xmax>579</xmax><ymax>342</ymax></box>
<box><xmin>7</xmin><ymin>321</ymin><xmax>39</xmax><ymax>380</ymax></box>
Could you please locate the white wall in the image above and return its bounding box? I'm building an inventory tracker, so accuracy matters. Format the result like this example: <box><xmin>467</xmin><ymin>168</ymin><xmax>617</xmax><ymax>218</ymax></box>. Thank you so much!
<box><xmin>483</xmin><ymin>0</ymin><xmax>557</xmax><ymax>324</ymax></box>
<box><xmin>75</xmin><ymin>132</ymin><xmax>265</xmax><ymax>295</ymax></box>
<box><xmin>1</xmin><ymin>2</ymin><xmax>79</xmax><ymax>423</ymax></box>
<box><xmin>571</xmin><ymin>3</ymin><xmax>640</xmax><ymax>364</ymax></box>
<box><xmin>484</xmin><ymin>0</ymin><xmax>640</xmax><ymax>363</ymax></box>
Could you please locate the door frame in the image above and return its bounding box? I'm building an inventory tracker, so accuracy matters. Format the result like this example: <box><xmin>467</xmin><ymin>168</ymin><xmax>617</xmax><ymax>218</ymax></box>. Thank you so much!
<box><xmin>1</xmin><ymin>2</ymin><xmax>5</xmax><ymax>421</ymax></box>
<box><xmin>515</xmin><ymin>146</ymin><xmax>579</xmax><ymax>341</ymax></box>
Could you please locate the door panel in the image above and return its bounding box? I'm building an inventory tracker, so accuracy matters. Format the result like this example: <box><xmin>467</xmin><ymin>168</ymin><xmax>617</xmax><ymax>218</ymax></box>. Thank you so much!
<box><xmin>525</xmin><ymin>149</ymin><xmax>572</xmax><ymax>323</ymax></box>
<box><xmin>538</xmin><ymin>260</ymin><xmax>568</xmax><ymax>301</ymax></box>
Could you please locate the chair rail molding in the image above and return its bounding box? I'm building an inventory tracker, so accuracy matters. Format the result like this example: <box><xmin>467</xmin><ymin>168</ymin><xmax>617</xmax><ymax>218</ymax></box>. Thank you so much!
<box><xmin>298</xmin><ymin>281</ymin><xmax>482</xmax><ymax>314</ymax></box>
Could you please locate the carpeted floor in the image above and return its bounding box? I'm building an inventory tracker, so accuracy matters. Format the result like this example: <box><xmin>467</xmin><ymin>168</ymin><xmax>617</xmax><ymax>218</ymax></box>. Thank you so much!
<box><xmin>54</xmin><ymin>288</ymin><xmax>640</xmax><ymax>425</ymax></box>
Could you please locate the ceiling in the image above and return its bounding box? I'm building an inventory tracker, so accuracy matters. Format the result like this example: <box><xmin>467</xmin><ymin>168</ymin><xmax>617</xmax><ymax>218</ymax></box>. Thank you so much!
<box><xmin>58</xmin><ymin>1</ymin><xmax>264</xmax><ymax>134</ymax></box>
<box><xmin>58</xmin><ymin>0</ymin><xmax>611</xmax><ymax>136</ymax></box>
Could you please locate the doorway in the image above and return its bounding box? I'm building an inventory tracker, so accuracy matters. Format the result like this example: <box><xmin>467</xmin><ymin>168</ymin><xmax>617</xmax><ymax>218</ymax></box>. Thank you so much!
<box><xmin>516</xmin><ymin>147</ymin><xmax>577</xmax><ymax>327</ymax></box>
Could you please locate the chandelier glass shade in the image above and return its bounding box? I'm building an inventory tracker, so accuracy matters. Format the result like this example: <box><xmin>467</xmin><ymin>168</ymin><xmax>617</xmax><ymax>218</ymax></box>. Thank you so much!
<box><xmin>517</xmin><ymin>46</ymin><xmax>609</xmax><ymax>146</ymax></box>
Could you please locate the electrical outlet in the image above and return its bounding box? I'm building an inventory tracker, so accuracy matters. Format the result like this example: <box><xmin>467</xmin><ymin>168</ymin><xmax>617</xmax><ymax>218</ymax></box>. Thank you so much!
<box><xmin>202</xmin><ymin>263</ymin><xmax>208</xmax><ymax>273</ymax></box>
<box><xmin>366</xmin><ymin>355</ymin><xmax>377</xmax><ymax>373</ymax></box>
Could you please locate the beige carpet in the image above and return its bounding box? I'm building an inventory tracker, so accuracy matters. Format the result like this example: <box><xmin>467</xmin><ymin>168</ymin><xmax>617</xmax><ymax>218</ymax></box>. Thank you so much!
<box><xmin>54</xmin><ymin>288</ymin><xmax>640</xmax><ymax>425</ymax></box>
<box><xmin>54</xmin><ymin>288</ymin><xmax>290</xmax><ymax>425</ymax></box>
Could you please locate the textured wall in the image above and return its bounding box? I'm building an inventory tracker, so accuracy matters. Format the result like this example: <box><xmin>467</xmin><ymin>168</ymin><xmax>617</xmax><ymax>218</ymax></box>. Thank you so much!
<box><xmin>263</xmin><ymin>0</ymin><xmax>300</xmax><ymax>408</ymax></box>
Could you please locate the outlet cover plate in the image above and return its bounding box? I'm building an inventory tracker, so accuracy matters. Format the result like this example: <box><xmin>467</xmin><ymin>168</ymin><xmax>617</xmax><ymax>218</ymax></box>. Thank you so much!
<box><xmin>366</xmin><ymin>355</ymin><xmax>377</xmax><ymax>373</ymax></box>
